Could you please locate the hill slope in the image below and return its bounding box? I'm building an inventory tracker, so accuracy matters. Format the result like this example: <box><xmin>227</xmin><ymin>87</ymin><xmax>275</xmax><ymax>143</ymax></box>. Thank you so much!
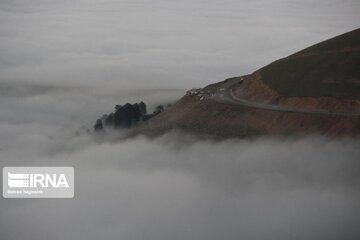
<box><xmin>259</xmin><ymin>28</ymin><xmax>360</xmax><ymax>99</ymax></box>
<box><xmin>144</xmin><ymin>29</ymin><xmax>360</xmax><ymax>137</ymax></box>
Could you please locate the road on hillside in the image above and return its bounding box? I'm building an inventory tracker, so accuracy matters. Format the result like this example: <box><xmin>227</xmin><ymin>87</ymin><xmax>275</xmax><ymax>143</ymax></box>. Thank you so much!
<box><xmin>210</xmin><ymin>77</ymin><xmax>360</xmax><ymax>117</ymax></box>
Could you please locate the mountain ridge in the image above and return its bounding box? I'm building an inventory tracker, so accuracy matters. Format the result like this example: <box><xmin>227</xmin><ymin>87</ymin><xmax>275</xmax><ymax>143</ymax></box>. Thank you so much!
<box><xmin>141</xmin><ymin>29</ymin><xmax>360</xmax><ymax>137</ymax></box>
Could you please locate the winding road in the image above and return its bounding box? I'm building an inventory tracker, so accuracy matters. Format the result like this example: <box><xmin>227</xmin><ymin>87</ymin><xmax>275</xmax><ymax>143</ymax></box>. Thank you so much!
<box><xmin>209</xmin><ymin>77</ymin><xmax>360</xmax><ymax>117</ymax></box>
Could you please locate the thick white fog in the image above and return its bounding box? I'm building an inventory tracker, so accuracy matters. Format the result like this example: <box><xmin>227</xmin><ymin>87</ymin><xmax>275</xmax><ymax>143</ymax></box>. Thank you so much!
<box><xmin>1</xmin><ymin>132</ymin><xmax>360</xmax><ymax>240</ymax></box>
<box><xmin>0</xmin><ymin>0</ymin><xmax>360</xmax><ymax>239</ymax></box>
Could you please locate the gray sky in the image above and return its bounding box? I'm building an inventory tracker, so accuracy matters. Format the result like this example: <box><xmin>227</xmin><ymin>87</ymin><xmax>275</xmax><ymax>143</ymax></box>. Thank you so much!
<box><xmin>0</xmin><ymin>0</ymin><xmax>359</xmax><ymax>126</ymax></box>
<box><xmin>0</xmin><ymin>1</ymin><xmax>359</xmax><ymax>239</ymax></box>
<box><xmin>1</xmin><ymin>0</ymin><xmax>359</xmax><ymax>89</ymax></box>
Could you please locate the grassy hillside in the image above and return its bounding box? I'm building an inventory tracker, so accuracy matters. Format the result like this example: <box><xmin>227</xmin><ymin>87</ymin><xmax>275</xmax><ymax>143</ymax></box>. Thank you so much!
<box><xmin>259</xmin><ymin>28</ymin><xmax>360</xmax><ymax>99</ymax></box>
<box><xmin>292</xmin><ymin>28</ymin><xmax>360</xmax><ymax>55</ymax></box>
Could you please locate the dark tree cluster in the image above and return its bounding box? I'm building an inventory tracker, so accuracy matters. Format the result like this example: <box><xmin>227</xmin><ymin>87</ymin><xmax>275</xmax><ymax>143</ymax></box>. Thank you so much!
<box><xmin>94</xmin><ymin>102</ymin><xmax>165</xmax><ymax>131</ymax></box>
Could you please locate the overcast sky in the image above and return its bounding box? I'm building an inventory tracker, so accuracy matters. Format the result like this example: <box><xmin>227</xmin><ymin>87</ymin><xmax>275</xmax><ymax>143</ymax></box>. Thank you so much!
<box><xmin>0</xmin><ymin>0</ymin><xmax>359</xmax><ymax>126</ymax></box>
<box><xmin>1</xmin><ymin>0</ymin><xmax>359</xmax><ymax>89</ymax></box>
<box><xmin>0</xmin><ymin>1</ymin><xmax>359</xmax><ymax>239</ymax></box>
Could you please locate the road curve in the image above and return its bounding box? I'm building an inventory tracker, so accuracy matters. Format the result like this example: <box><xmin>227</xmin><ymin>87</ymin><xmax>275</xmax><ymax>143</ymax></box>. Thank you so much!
<box><xmin>210</xmin><ymin>78</ymin><xmax>360</xmax><ymax>117</ymax></box>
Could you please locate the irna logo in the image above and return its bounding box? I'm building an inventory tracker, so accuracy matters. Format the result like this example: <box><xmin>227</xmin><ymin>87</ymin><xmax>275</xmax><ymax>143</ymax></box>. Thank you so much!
<box><xmin>3</xmin><ymin>167</ymin><xmax>74</xmax><ymax>198</ymax></box>
<box><xmin>8</xmin><ymin>172</ymin><xmax>69</xmax><ymax>188</ymax></box>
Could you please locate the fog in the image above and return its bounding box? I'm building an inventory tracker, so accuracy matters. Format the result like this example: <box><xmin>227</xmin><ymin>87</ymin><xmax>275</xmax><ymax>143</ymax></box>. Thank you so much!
<box><xmin>1</xmin><ymin>0</ymin><xmax>360</xmax><ymax>239</ymax></box>
<box><xmin>1</xmin><ymin>132</ymin><xmax>360</xmax><ymax>240</ymax></box>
